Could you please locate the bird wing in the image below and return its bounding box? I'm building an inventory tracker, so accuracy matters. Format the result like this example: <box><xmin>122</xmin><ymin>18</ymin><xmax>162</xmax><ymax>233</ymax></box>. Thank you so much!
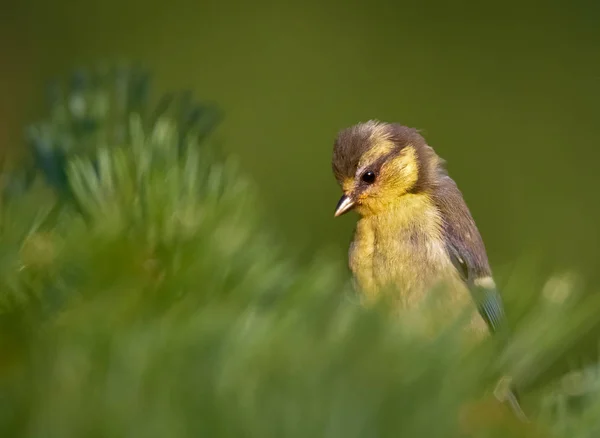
<box><xmin>432</xmin><ymin>177</ymin><xmax>528</xmax><ymax>419</ymax></box>
<box><xmin>432</xmin><ymin>176</ymin><xmax>507</xmax><ymax>334</ymax></box>
<box><xmin>446</xmin><ymin>242</ymin><xmax>505</xmax><ymax>333</ymax></box>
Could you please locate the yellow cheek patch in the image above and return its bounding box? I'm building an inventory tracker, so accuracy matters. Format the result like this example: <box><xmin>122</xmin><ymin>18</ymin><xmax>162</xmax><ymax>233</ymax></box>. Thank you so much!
<box><xmin>382</xmin><ymin>146</ymin><xmax>419</xmax><ymax>187</ymax></box>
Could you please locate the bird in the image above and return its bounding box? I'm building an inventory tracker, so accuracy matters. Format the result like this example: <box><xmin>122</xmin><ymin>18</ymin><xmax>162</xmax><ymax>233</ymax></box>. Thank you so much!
<box><xmin>331</xmin><ymin>120</ymin><xmax>527</xmax><ymax>420</ymax></box>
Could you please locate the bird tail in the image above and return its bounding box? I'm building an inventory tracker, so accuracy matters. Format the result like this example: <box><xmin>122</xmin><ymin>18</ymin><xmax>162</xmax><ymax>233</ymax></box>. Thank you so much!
<box><xmin>493</xmin><ymin>376</ymin><xmax>529</xmax><ymax>422</ymax></box>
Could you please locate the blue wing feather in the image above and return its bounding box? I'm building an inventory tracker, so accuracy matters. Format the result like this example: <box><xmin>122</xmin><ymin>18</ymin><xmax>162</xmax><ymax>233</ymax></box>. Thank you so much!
<box><xmin>446</xmin><ymin>241</ymin><xmax>506</xmax><ymax>333</ymax></box>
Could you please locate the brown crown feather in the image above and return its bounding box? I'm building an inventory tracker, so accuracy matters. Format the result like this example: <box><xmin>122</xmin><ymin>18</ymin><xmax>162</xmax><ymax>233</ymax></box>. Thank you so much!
<box><xmin>332</xmin><ymin>120</ymin><xmax>446</xmax><ymax>193</ymax></box>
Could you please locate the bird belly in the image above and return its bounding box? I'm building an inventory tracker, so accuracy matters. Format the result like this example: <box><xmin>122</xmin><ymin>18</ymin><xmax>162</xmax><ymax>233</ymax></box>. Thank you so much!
<box><xmin>350</xmin><ymin>222</ymin><xmax>456</xmax><ymax>301</ymax></box>
<box><xmin>349</xmin><ymin>223</ymin><xmax>484</xmax><ymax>334</ymax></box>
<box><xmin>371</xmin><ymin>236</ymin><xmax>458</xmax><ymax>306</ymax></box>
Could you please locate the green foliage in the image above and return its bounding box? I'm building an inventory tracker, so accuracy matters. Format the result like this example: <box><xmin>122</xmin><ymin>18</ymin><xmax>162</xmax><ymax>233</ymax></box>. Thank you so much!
<box><xmin>1</xmin><ymin>66</ymin><xmax>600</xmax><ymax>437</ymax></box>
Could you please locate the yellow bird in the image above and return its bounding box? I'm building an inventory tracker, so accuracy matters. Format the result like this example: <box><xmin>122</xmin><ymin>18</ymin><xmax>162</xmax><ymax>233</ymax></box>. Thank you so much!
<box><xmin>331</xmin><ymin>120</ymin><xmax>527</xmax><ymax>419</ymax></box>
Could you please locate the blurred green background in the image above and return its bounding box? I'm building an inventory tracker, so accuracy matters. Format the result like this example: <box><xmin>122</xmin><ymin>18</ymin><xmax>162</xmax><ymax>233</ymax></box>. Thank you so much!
<box><xmin>2</xmin><ymin>0</ymin><xmax>600</xmax><ymax>278</ymax></box>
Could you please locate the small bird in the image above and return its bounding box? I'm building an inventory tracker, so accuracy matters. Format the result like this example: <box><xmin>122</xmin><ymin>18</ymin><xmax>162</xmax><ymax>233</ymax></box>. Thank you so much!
<box><xmin>331</xmin><ymin>120</ymin><xmax>527</xmax><ymax>419</ymax></box>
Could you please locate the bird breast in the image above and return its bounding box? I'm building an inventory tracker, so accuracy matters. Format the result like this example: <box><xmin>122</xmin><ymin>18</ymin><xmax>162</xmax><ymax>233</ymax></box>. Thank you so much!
<box><xmin>348</xmin><ymin>195</ymin><xmax>467</xmax><ymax>309</ymax></box>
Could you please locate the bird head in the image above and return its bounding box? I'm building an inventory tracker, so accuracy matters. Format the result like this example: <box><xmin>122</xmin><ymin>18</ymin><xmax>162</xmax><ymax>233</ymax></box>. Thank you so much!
<box><xmin>331</xmin><ymin>120</ymin><xmax>443</xmax><ymax>217</ymax></box>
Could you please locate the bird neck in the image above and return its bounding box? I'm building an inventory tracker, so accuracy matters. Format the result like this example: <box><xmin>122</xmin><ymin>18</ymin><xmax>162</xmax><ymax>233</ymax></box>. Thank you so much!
<box><xmin>359</xmin><ymin>192</ymin><xmax>442</xmax><ymax>235</ymax></box>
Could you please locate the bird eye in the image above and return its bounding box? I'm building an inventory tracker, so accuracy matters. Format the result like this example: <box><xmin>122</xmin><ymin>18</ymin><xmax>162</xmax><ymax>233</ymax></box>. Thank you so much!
<box><xmin>361</xmin><ymin>171</ymin><xmax>376</xmax><ymax>184</ymax></box>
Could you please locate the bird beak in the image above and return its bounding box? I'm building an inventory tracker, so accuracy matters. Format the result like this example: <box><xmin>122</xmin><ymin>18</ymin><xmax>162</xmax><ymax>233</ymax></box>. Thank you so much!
<box><xmin>334</xmin><ymin>195</ymin><xmax>355</xmax><ymax>217</ymax></box>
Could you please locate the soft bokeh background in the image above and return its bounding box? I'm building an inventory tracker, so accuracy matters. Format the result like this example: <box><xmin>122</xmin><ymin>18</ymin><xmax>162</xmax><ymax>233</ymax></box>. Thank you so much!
<box><xmin>3</xmin><ymin>0</ymin><xmax>600</xmax><ymax>279</ymax></box>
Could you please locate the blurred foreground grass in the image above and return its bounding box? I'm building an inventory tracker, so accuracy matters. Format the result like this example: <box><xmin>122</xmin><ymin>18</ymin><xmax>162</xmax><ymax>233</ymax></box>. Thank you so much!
<box><xmin>0</xmin><ymin>66</ymin><xmax>600</xmax><ymax>437</ymax></box>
